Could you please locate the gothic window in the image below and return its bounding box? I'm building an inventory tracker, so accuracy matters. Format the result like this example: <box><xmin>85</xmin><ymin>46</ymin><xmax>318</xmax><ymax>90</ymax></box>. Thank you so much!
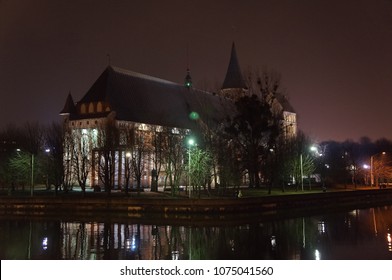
<box><xmin>97</xmin><ymin>102</ymin><xmax>103</xmax><ymax>112</ymax></box>
<box><xmin>88</xmin><ymin>102</ymin><xmax>94</xmax><ymax>113</ymax></box>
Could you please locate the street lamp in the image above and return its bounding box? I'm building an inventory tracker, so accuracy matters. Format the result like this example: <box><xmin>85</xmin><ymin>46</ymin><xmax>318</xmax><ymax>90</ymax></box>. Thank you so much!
<box><xmin>363</xmin><ymin>164</ymin><xmax>370</xmax><ymax>185</ymax></box>
<box><xmin>187</xmin><ymin>138</ymin><xmax>195</xmax><ymax>198</ymax></box>
<box><xmin>125</xmin><ymin>152</ymin><xmax>132</xmax><ymax>194</ymax></box>
<box><xmin>14</xmin><ymin>148</ymin><xmax>35</xmax><ymax>196</ymax></box>
<box><xmin>30</xmin><ymin>153</ymin><xmax>34</xmax><ymax>197</ymax></box>
<box><xmin>45</xmin><ymin>148</ymin><xmax>50</xmax><ymax>190</ymax></box>
<box><xmin>300</xmin><ymin>153</ymin><xmax>304</xmax><ymax>191</ymax></box>
<box><xmin>299</xmin><ymin>146</ymin><xmax>319</xmax><ymax>192</ymax></box>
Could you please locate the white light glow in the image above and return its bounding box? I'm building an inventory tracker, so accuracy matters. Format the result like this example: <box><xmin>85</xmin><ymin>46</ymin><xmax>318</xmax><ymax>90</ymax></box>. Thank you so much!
<box><xmin>42</xmin><ymin>237</ymin><xmax>48</xmax><ymax>250</ymax></box>
<box><xmin>315</xmin><ymin>249</ymin><xmax>321</xmax><ymax>260</ymax></box>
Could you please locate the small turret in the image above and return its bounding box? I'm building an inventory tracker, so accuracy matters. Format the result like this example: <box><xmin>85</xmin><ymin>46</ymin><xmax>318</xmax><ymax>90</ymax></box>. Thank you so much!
<box><xmin>59</xmin><ymin>92</ymin><xmax>76</xmax><ymax>116</ymax></box>
<box><xmin>184</xmin><ymin>68</ymin><xmax>192</xmax><ymax>89</ymax></box>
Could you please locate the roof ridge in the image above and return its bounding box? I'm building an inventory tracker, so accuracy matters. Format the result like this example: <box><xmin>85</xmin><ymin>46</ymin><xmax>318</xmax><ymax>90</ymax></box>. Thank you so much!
<box><xmin>110</xmin><ymin>66</ymin><xmax>178</xmax><ymax>86</ymax></box>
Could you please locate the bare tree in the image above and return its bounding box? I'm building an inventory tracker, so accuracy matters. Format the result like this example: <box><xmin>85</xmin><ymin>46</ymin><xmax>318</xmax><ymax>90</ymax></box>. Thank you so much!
<box><xmin>164</xmin><ymin>128</ymin><xmax>187</xmax><ymax>196</ymax></box>
<box><xmin>62</xmin><ymin>125</ymin><xmax>75</xmax><ymax>192</ymax></box>
<box><xmin>373</xmin><ymin>153</ymin><xmax>392</xmax><ymax>187</ymax></box>
<box><xmin>96</xmin><ymin>117</ymin><xmax>119</xmax><ymax>195</ymax></box>
<box><xmin>20</xmin><ymin>122</ymin><xmax>44</xmax><ymax>195</ymax></box>
<box><xmin>45</xmin><ymin>122</ymin><xmax>64</xmax><ymax>195</ymax></box>
<box><xmin>130</xmin><ymin>128</ymin><xmax>149</xmax><ymax>194</ymax></box>
<box><xmin>189</xmin><ymin>146</ymin><xmax>212</xmax><ymax>198</ymax></box>
<box><xmin>151</xmin><ymin>126</ymin><xmax>167</xmax><ymax>192</ymax></box>
<box><xmin>72</xmin><ymin>129</ymin><xmax>91</xmax><ymax>196</ymax></box>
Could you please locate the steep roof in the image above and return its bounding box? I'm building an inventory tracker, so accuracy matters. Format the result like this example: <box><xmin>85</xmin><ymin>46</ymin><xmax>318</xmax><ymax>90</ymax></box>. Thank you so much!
<box><xmin>59</xmin><ymin>93</ymin><xmax>76</xmax><ymax>115</ymax></box>
<box><xmin>275</xmin><ymin>92</ymin><xmax>296</xmax><ymax>113</ymax></box>
<box><xmin>72</xmin><ymin>66</ymin><xmax>233</xmax><ymax>129</ymax></box>
<box><xmin>222</xmin><ymin>42</ymin><xmax>247</xmax><ymax>89</ymax></box>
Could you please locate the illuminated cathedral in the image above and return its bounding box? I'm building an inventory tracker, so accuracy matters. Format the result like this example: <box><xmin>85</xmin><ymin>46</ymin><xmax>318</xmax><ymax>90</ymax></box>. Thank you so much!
<box><xmin>60</xmin><ymin>43</ymin><xmax>297</xmax><ymax>190</ymax></box>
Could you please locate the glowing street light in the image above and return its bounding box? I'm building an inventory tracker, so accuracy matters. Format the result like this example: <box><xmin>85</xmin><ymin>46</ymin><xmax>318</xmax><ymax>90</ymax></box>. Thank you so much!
<box><xmin>45</xmin><ymin>148</ymin><xmax>51</xmax><ymax>190</ymax></box>
<box><xmin>125</xmin><ymin>152</ymin><xmax>132</xmax><ymax>194</ymax></box>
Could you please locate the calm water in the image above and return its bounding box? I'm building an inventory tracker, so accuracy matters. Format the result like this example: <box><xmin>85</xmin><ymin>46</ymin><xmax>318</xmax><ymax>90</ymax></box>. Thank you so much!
<box><xmin>1</xmin><ymin>205</ymin><xmax>392</xmax><ymax>260</ymax></box>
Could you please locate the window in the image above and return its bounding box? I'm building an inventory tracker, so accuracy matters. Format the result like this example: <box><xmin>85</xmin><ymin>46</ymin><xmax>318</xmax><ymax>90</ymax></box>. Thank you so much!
<box><xmin>97</xmin><ymin>102</ymin><xmax>103</xmax><ymax>112</ymax></box>
<box><xmin>88</xmin><ymin>103</ymin><xmax>94</xmax><ymax>113</ymax></box>
<box><xmin>80</xmin><ymin>104</ymin><xmax>86</xmax><ymax>114</ymax></box>
<box><xmin>138</xmin><ymin>123</ymin><xmax>149</xmax><ymax>131</ymax></box>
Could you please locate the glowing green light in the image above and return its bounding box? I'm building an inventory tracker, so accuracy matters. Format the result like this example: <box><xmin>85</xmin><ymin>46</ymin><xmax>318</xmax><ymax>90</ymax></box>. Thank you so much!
<box><xmin>188</xmin><ymin>138</ymin><xmax>195</xmax><ymax>146</ymax></box>
<box><xmin>189</xmin><ymin>111</ymin><xmax>199</xmax><ymax>120</ymax></box>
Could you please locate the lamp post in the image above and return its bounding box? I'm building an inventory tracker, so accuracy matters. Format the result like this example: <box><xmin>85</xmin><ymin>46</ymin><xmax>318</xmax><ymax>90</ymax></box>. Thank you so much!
<box><xmin>300</xmin><ymin>146</ymin><xmax>317</xmax><ymax>192</ymax></box>
<box><xmin>30</xmin><ymin>153</ymin><xmax>34</xmax><ymax>197</ymax></box>
<box><xmin>187</xmin><ymin>138</ymin><xmax>195</xmax><ymax>198</ymax></box>
<box><xmin>363</xmin><ymin>164</ymin><xmax>370</xmax><ymax>186</ymax></box>
<box><xmin>125</xmin><ymin>152</ymin><xmax>132</xmax><ymax>194</ymax></box>
<box><xmin>45</xmin><ymin>148</ymin><xmax>50</xmax><ymax>190</ymax></box>
<box><xmin>310</xmin><ymin>144</ymin><xmax>328</xmax><ymax>191</ymax></box>
<box><xmin>300</xmin><ymin>153</ymin><xmax>304</xmax><ymax>191</ymax></box>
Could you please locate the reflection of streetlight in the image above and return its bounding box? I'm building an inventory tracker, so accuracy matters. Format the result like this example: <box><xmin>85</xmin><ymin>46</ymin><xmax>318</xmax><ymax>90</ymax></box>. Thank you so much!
<box><xmin>314</xmin><ymin>249</ymin><xmax>321</xmax><ymax>260</ymax></box>
<box><xmin>187</xmin><ymin>138</ymin><xmax>195</xmax><ymax>198</ymax></box>
<box><xmin>171</xmin><ymin>250</ymin><xmax>180</xmax><ymax>260</ymax></box>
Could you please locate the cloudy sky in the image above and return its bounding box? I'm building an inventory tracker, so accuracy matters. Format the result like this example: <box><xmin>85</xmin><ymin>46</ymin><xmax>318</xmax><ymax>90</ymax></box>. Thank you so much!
<box><xmin>1</xmin><ymin>0</ymin><xmax>392</xmax><ymax>142</ymax></box>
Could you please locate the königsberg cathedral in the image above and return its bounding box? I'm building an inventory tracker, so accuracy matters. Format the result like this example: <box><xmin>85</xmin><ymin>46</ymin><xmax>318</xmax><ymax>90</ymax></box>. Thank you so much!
<box><xmin>60</xmin><ymin>43</ymin><xmax>297</xmax><ymax>190</ymax></box>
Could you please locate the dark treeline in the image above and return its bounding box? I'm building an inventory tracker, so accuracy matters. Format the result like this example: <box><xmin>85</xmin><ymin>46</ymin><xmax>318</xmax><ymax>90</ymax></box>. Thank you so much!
<box><xmin>321</xmin><ymin>137</ymin><xmax>392</xmax><ymax>187</ymax></box>
<box><xmin>0</xmin><ymin>121</ymin><xmax>63</xmax><ymax>193</ymax></box>
<box><xmin>1</xmin><ymin>121</ymin><xmax>391</xmax><ymax>195</ymax></box>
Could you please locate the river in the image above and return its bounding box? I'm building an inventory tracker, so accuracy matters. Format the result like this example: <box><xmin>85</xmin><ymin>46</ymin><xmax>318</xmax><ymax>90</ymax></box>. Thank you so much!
<box><xmin>1</xmin><ymin>205</ymin><xmax>391</xmax><ymax>260</ymax></box>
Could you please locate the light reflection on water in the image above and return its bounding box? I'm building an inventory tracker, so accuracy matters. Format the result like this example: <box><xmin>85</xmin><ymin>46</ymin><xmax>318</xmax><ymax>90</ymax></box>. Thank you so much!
<box><xmin>1</xmin><ymin>205</ymin><xmax>392</xmax><ymax>260</ymax></box>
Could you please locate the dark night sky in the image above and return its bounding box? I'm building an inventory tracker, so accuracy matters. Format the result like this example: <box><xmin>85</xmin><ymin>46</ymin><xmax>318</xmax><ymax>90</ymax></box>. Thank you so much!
<box><xmin>1</xmin><ymin>0</ymin><xmax>392</xmax><ymax>142</ymax></box>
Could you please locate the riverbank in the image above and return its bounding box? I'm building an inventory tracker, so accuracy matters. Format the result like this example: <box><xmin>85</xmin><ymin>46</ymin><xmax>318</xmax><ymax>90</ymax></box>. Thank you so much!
<box><xmin>1</xmin><ymin>185</ymin><xmax>392</xmax><ymax>224</ymax></box>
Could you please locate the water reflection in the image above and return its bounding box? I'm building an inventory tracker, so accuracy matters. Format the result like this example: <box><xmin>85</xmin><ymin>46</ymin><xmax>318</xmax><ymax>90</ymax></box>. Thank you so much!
<box><xmin>1</xmin><ymin>205</ymin><xmax>392</xmax><ymax>260</ymax></box>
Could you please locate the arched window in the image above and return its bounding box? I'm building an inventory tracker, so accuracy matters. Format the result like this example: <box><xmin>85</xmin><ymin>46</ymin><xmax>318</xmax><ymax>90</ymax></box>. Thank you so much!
<box><xmin>80</xmin><ymin>104</ymin><xmax>86</xmax><ymax>114</ymax></box>
<box><xmin>88</xmin><ymin>102</ymin><xmax>94</xmax><ymax>113</ymax></box>
<box><xmin>97</xmin><ymin>102</ymin><xmax>103</xmax><ymax>112</ymax></box>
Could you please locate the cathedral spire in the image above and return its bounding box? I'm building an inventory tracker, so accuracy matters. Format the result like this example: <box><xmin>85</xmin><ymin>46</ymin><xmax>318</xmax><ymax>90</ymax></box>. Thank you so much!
<box><xmin>184</xmin><ymin>43</ymin><xmax>192</xmax><ymax>89</ymax></box>
<box><xmin>222</xmin><ymin>42</ymin><xmax>246</xmax><ymax>90</ymax></box>
<box><xmin>184</xmin><ymin>68</ymin><xmax>192</xmax><ymax>89</ymax></box>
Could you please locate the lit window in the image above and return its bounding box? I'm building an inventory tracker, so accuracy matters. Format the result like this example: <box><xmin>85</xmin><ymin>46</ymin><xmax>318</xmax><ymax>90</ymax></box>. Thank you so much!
<box><xmin>88</xmin><ymin>103</ymin><xmax>94</xmax><ymax>113</ymax></box>
<box><xmin>172</xmin><ymin>127</ymin><xmax>179</xmax><ymax>134</ymax></box>
<box><xmin>138</xmin><ymin>124</ymin><xmax>149</xmax><ymax>131</ymax></box>
<box><xmin>97</xmin><ymin>102</ymin><xmax>103</xmax><ymax>112</ymax></box>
